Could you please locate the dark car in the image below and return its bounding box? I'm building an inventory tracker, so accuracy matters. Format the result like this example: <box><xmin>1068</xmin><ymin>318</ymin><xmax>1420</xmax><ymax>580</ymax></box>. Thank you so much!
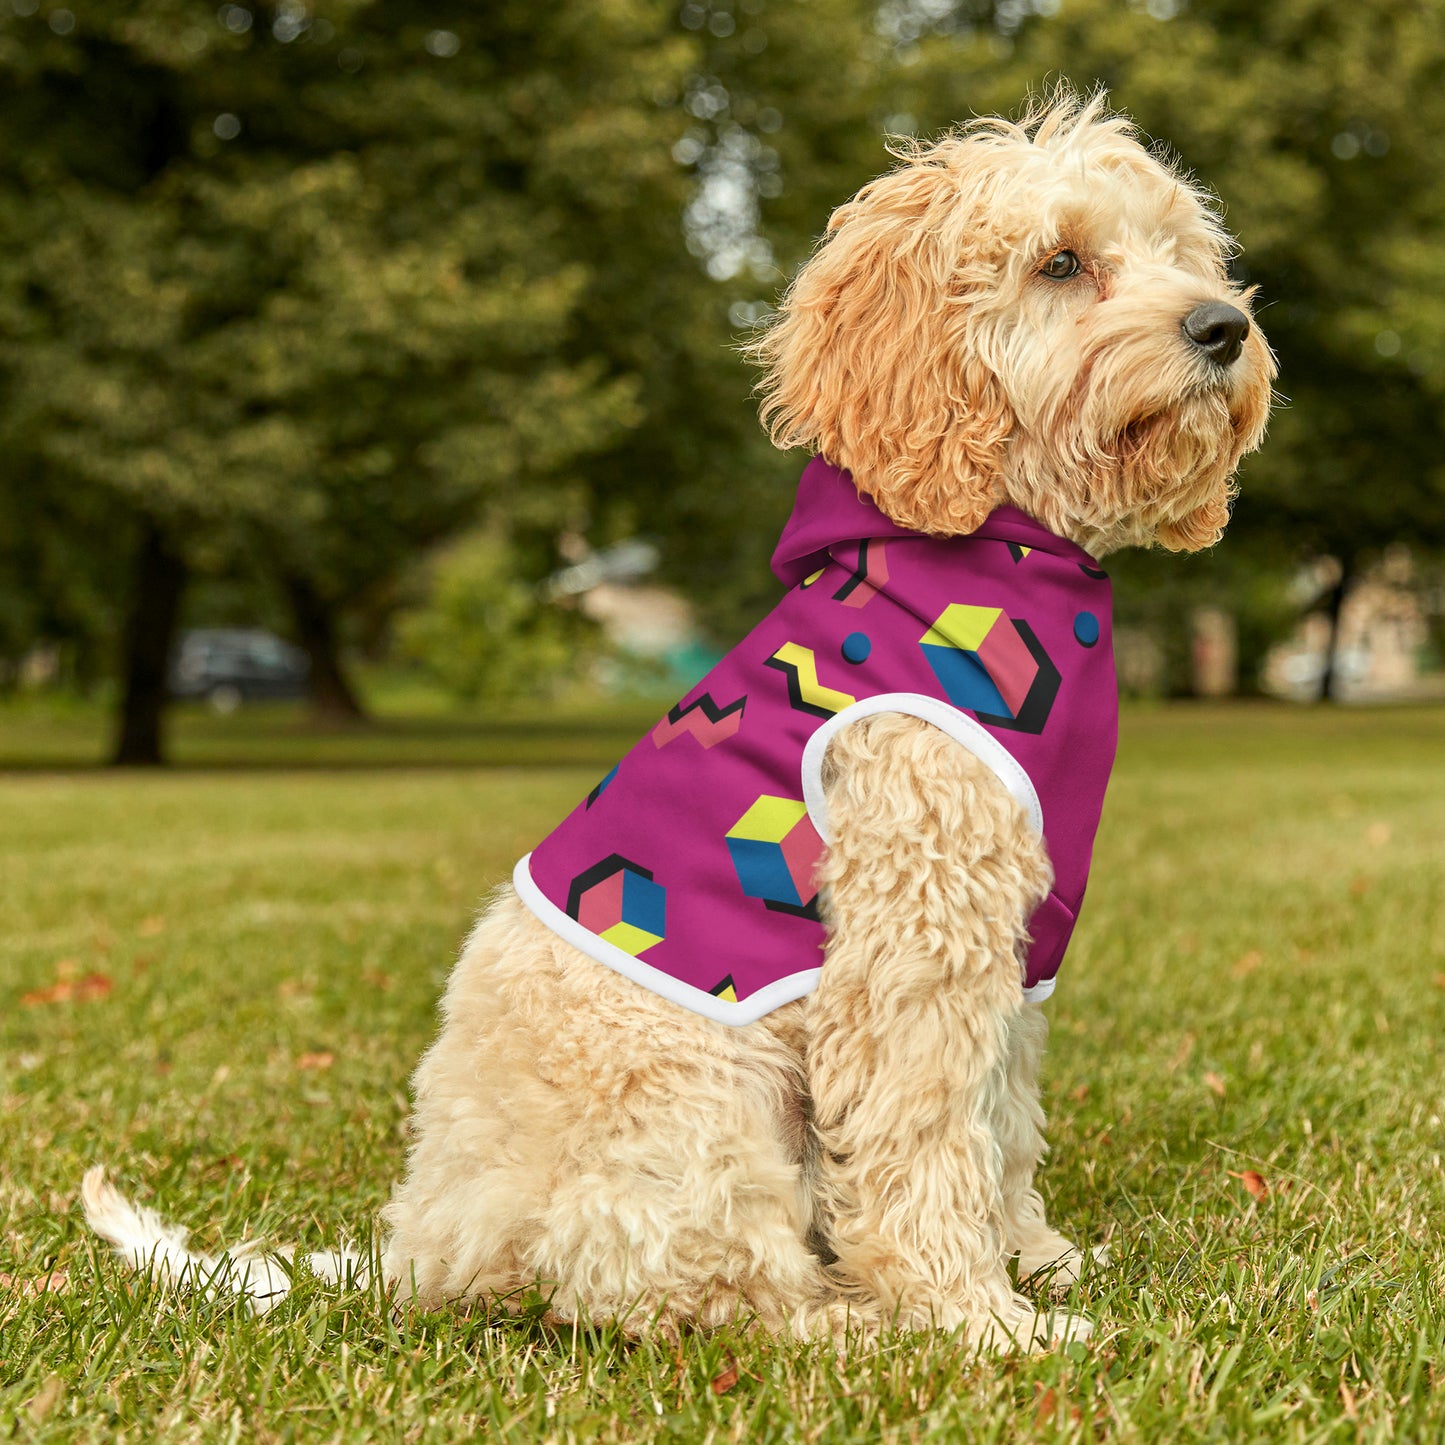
<box><xmin>169</xmin><ymin>629</ymin><xmax>310</xmax><ymax>712</ymax></box>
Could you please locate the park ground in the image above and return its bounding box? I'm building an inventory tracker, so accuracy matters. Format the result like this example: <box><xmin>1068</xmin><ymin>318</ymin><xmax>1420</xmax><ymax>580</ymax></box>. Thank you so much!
<box><xmin>1</xmin><ymin>698</ymin><xmax>1442</xmax><ymax>1442</ymax></box>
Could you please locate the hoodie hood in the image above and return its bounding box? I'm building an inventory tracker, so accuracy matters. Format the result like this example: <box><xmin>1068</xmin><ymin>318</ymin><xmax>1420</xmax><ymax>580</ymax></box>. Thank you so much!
<box><xmin>772</xmin><ymin>456</ymin><xmax>1100</xmax><ymax>588</ymax></box>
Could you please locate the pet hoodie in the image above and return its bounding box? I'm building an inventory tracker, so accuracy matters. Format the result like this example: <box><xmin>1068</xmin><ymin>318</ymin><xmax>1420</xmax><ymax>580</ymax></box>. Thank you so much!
<box><xmin>515</xmin><ymin>456</ymin><xmax>1119</xmax><ymax>1026</ymax></box>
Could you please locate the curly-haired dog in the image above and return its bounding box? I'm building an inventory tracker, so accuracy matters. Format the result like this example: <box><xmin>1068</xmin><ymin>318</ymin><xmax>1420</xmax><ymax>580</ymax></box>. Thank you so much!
<box><xmin>85</xmin><ymin>92</ymin><xmax>1273</xmax><ymax>1350</ymax></box>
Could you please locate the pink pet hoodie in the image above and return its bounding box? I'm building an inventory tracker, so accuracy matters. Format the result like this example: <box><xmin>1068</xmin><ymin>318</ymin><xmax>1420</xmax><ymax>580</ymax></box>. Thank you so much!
<box><xmin>515</xmin><ymin>457</ymin><xmax>1119</xmax><ymax>1025</ymax></box>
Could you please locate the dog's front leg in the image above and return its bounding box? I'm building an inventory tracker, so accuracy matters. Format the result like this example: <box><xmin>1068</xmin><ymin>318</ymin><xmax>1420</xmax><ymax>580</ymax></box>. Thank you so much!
<box><xmin>994</xmin><ymin>1003</ymin><xmax>1096</xmax><ymax>1290</ymax></box>
<box><xmin>806</xmin><ymin>712</ymin><xmax>1088</xmax><ymax>1350</ymax></box>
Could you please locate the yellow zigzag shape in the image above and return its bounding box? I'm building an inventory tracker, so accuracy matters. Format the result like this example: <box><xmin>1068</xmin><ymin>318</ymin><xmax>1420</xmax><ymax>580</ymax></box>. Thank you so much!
<box><xmin>768</xmin><ymin>642</ymin><xmax>856</xmax><ymax>716</ymax></box>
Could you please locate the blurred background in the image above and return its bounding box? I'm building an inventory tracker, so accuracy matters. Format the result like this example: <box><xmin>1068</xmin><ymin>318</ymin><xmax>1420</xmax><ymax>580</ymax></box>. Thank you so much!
<box><xmin>2</xmin><ymin>0</ymin><xmax>1444</xmax><ymax>766</ymax></box>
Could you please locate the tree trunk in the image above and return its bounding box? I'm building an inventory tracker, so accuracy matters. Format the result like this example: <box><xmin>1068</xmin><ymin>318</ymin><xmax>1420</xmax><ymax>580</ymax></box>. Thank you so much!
<box><xmin>284</xmin><ymin>572</ymin><xmax>367</xmax><ymax>724</ymax></box>
<box><xmin>1317</xmin><ymin>553</ymin><xmax>1355</xmax><ymax>703</ymax></box>
<box><xmin>111</xmin><ymin>523</ymin><xmax>187</xmax><ymax>766</ymax></box>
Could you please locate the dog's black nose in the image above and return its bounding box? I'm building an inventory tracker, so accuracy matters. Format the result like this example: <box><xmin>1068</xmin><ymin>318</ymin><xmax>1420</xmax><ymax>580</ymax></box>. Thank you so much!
<box><xmin>1182</xmin><ymin>302</ymin><xmax>1250</xmax><ymax>367</ymax></box>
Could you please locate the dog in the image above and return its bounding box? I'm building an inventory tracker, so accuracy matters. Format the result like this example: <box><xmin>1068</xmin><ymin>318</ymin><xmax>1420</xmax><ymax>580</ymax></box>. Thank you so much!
<box><xmin>85</xmin><ymin>90</ymin><xmax>1273</xmax><ymax>1351</ymax></box>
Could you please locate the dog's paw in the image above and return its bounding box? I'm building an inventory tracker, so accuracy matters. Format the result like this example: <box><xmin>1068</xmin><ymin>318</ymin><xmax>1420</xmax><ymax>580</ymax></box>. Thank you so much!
<box><xmin>970</xmin><ymin>1296</ymin><xmax>1093</xmax><ymax>1354</ymax></box>
<box><xmin>1018</xmin><ymin>1239</ymin><xmax>1110</xmax><ymax>1294</ymax></box>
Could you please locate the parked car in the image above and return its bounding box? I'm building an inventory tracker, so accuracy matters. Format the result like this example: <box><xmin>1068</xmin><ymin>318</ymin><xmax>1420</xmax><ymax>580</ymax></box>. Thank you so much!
<box><xmin>169</xmin><ymin>629</ymin><xmax>310</xmax><ymax>712</ymax></box>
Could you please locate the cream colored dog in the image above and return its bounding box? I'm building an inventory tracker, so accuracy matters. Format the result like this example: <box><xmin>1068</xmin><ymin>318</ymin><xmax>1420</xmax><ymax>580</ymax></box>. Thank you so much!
<box><xmin>86</xmin><ymin>92</ymin><xmax>1273</xmax><ymax>1351</ymax></box>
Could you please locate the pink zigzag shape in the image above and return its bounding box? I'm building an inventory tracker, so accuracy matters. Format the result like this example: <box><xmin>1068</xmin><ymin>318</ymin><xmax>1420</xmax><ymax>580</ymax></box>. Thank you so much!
<box><xmin>651</xmin><ymin>694</ymin><xmax>747</xmax><ymax>750</ymax></box>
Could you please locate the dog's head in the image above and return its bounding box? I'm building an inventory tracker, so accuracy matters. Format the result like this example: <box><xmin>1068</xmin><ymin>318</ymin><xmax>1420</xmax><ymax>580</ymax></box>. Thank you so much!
<box><xmin>752</xmin><ymin>91</ymin><xmax>1275</xmax><ymax>555</ymax></box>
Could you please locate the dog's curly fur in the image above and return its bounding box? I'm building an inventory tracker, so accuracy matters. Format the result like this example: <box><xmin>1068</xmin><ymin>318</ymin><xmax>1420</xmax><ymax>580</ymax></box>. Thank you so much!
<box><xmin>86</xmin><ymin>91</ymin><xmax>1274</xmax><ymax>1351</ymax></box>
<box><xmin>377</xmin><ymin>92</ymin><xmax>1273</xmax><ymax>1348</ymax></box>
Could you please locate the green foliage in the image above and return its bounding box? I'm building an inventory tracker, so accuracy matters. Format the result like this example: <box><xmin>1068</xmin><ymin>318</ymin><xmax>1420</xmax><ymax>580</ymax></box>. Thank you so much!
<box><xmin>395</xmin><ymin>532</ymin><xmax>597</xmax><ymax>705</ymax></box>
<box><xmin>4</xmin><ymin>0</ymin><xmax>1445</xmax><ymax>704</ymax></box>
<box><xmin>0</xmin><ymin>0</ymin><xmax>898</xmax><ymax>685</ymax></box>
<box><xmin>0</xmin><ymin>1</ymin><xmax>684</xmax><ymax>617</ymax></box>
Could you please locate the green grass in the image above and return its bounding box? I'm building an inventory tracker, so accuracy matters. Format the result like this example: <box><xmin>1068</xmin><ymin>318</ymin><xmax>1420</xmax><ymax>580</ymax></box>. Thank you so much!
<box><xmin>2</xmin><ymin>702</ymin><xmax>1443</xmax><ymax>1442</ymax></box>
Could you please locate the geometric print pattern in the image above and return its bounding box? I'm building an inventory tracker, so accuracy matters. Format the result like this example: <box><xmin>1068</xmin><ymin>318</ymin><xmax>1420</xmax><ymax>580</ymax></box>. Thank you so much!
<box><xmin>651</xmin><ymin>691</ymin><xmax>748</xmax><ymax>750</ymax></box>
<box><xmin>519</xmin><ymin>454</ymin><xmax>1118</xmax><ymax>1023</ymax></box>
<box><xmin>919</xmin><ymin>603</ymin><xmax>1062</xmax><ymax>734</ymax></box>
<box><xmin>764</xmin><ymin>642</ymin><xmax>856</xmax><ymax>719</ymax></box>
<box><xmin>725</xmin><ymin>794</ymin><xmax>823</xmax><ymax>919</ymax></box>
<box><xmin>565</xmin><ymin>854</ymin><xmax>666</xmax><ymax>957</ymax></box>
<box><xmin>831</xmin><ymin>538</ymin><xmax>889</xmax><ymax>607</ymax></box>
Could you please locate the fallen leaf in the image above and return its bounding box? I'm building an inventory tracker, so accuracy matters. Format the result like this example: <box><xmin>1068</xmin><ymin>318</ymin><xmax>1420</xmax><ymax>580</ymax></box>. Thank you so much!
<box><xmin>0</xmin><ymin>1268</ymin><xmax>69</xmax><ymax>1299</ymax></box>
<box><xmin>1348</xmin><ymin>875</ymin><xmax>1372</xmax><ymax>898</ymax></box>
<box><xmin>21</xmin><ymin>982</ymin><xmax>69</xmax><ymax>1006</ymax></box>
<box><xmin>295</xmin><ymin>1051</ymin><xmax>334</xmax><ymax>1071</ymax></box>
<box><xmin>1231</xmin><ymin>950</ymin><xmax>1263</xmax><ymax>978</ymax></box>
<box><xmin>1433</xmin><ymin>973</ymin><xmax>1445</xmax><ymax>990</ymax></box>
<box><xmin>1034</xmin><ymin>1386</ymin><xmax>1058</xmax><ymax>1426</ymax></box>
<box><xmin>1069</xmin><ymin>1083</ymin><xmax>1089</xmax><ymax>1103</ymax></box>
<box><xmin>711</xmin><ymin>1357</ymin><xmax>739</xmax><ymax>1396</ymax></box>
<box><xmin>21</xmin><ymin>973</ymin><xmax>112</xmax><ymax>1007</ymax></box>
<box><xmin>361</xmin><ymin>969</ymin><xmax>394</xmax><ymax>991</ymax></box>
<box><xmin>138</xmin><ymin>916</ymin><xmax>166</xmax><ymax>937</ymax></box>
<box><xmin>1204</xmin><ymin>1071</ymin><xmax>1227</xmax><ymax>1098</ymax></box>
<box><xmin>1228</xmin><ymin>1169</ymin><xmax>1268</xmax><ymax>1200</ymax></box>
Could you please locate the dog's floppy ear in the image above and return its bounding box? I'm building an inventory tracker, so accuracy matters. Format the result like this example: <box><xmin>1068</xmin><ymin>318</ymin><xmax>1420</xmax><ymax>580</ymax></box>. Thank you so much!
<box><xmin>750</xmin><ymin>144</ymin><xmax>1013</xmax><ymax>536</ymax></box>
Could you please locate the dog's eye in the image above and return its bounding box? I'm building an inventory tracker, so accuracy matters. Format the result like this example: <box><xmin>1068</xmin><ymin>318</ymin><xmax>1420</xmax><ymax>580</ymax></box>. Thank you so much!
<box><xmin>1041</xmin><ymin>250</ymin><xmax>1082</xmax><ymax>280</ymax></box>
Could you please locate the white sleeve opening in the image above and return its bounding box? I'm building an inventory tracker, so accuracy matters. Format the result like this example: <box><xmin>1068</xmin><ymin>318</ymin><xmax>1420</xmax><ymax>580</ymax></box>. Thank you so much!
<box><xmin>799</xmin><ymin>692</ymin><xmax>1044</xmax><ymax>844</ymax></box>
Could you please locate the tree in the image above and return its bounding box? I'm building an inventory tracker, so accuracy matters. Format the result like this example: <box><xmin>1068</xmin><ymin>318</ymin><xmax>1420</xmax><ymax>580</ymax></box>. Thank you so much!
<box><xmin>0</xmin><ymin>0</ymin><xmax>692</xmax><ymax>758</ymax></box>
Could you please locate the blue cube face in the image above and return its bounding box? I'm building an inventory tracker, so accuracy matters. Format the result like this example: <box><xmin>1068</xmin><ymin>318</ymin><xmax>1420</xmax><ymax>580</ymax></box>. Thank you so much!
<box><xmin>920</xmin><ymin>643</ymin><xmax>1011</xmax><ymax>716</ymax></box>
<box><xmin>725</xmin><ymin>836</ymin><xmax>803</xmax><ymax>907</ymax></box>
<box><xmin>620</xmin><ymin>868</ymin><xmax>667</xmax><ymax>937</ymax></box>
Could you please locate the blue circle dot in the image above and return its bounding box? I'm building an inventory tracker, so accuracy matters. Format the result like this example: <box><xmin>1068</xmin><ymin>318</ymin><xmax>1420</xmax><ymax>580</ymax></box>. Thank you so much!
<box><xmin>1073</xmin><ymin>611</ymin><xmax>1100</xmax><ymax>648</ymax></box>
<box><xmin>841</xmin><ymin>631</ymin><xmax>871</xmax><ymax>664</ymax></box>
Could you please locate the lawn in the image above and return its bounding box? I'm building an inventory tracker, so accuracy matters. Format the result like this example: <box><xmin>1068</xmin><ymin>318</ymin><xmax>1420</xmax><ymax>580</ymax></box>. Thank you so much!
<box><xmin>2</xmin><ymin>701</ymin><xmax>1442</xmax><ymax>1442</ymax></box>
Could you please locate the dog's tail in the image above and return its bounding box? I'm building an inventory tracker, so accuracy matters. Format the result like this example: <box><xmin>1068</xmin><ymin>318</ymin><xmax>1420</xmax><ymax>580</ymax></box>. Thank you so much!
<box><xmin>81</xmin><ymin>1166</ymin><xmax>369</xmax><ymax>1315</ymax></box>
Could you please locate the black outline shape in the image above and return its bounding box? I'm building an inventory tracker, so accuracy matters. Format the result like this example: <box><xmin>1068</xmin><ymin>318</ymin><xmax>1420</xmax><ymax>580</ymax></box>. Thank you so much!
<box><xmin>763</xmin><ymin>895</ymin><xmax>821</xmax><ymax>921</ymax></box>
<box><xmin>586</xmin><ymin>763</ymin><xmax>619</xmax><ymax>809</ymax></box>
<box><xmin>968</xmin><ymin>619</ymin><xmax>1062</xmax><ymax>735</ymax></box>
<box><xmin>832</xmin><ymin>538</ymin><xmax>884</xmax><ymax>604</ymax></box>
<box><xmin>1079</xmin><ymin>562</ymin><xmax>1109</xmax><ymax>580</ymax></box>
<box><xmin>709</xmin><ymin>974</ymin><xmax>738</xmax><ymax>998</ymax></box>
<box><xmin>565</xmin><ymin>853</ymin><xmax>656</xmax><ymax>923</ymax></box>
<box><xmin>1006</xmin><ymin>542</ymin><xmax>1031</xmax><ymax>564</ymax></box>
<box><xmin>657</xmin><ymin>691</ymin><xmax>747</xmax><ymax>738</ymax></box>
